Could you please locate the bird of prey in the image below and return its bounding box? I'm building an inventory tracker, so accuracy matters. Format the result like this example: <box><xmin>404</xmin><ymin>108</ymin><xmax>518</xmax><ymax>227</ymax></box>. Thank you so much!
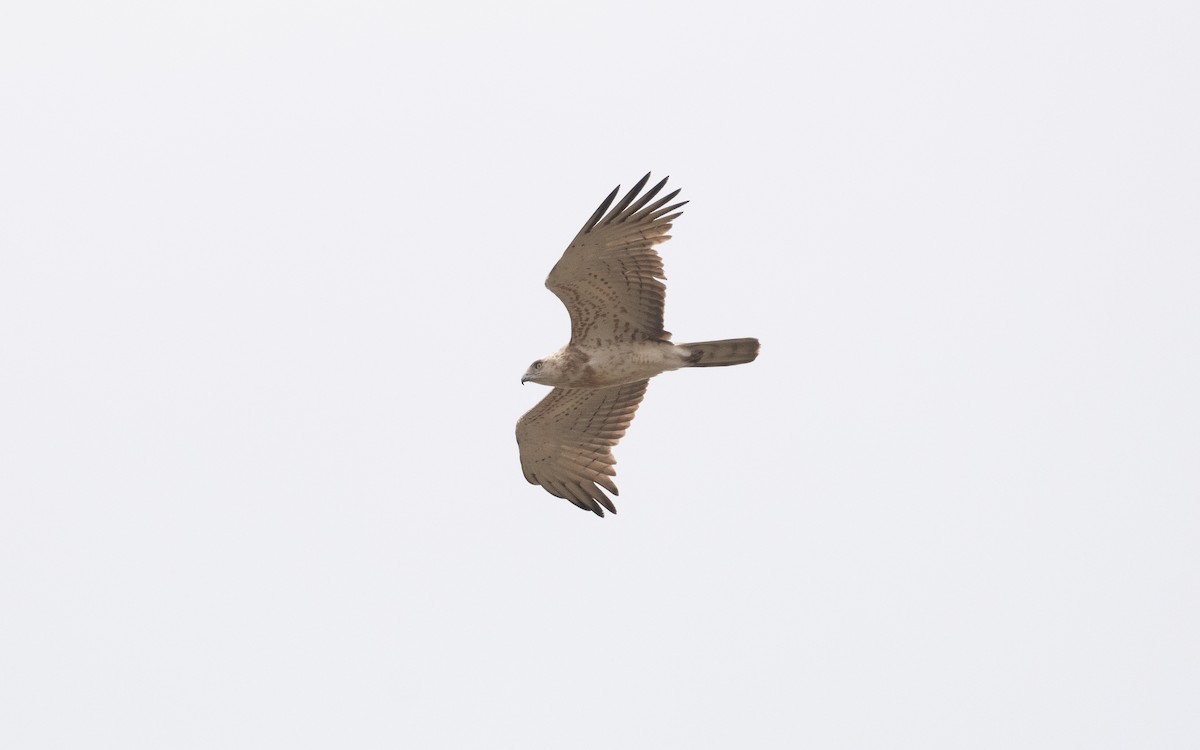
<box><xmin>516</xmin><ymin>173</ymin><xmax>760</xmax><ymax>517</ymax></box>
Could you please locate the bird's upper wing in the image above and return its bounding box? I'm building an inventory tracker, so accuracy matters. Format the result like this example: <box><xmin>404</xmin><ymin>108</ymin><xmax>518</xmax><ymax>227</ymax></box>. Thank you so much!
<box><xmin>546</xmin><ymin>173</ymin><xmax>687</xmax><ymax>346</ymax></box>
<box><xmin>515</xmin><ymin>380</ymin><xmax>650</xmax><ymax>517</ymax></box>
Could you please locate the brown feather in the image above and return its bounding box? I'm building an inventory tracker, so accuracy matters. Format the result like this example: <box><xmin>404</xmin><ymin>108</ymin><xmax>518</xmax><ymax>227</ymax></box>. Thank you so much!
<box><xmin>546</xmin><ymin>174</ymin><xmax>684</xmax><ymax>344</ymax></box>
<box><xmin>515</xmin><ymin>380</ymin><xmax>650</xmax><ymax>516</ymax></box>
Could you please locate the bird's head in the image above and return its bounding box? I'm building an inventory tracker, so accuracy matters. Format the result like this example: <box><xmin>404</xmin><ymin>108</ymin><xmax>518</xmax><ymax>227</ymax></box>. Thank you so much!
<box><xmin>521</xmin><ymin>355</ymin><xmax>564</xmax><ymax>386</ymax></box>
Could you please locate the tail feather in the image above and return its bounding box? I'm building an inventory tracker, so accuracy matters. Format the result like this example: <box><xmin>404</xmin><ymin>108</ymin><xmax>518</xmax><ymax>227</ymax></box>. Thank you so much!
<box><xmin>679</xmin><ymin>338</ymin><xmax>760</xmax><ymax>367</ymax></box>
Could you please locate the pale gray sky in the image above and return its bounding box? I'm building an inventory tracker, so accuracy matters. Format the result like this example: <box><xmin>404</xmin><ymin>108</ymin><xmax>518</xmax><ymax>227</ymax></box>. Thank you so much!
<box><xmin>2</xmin><ymin>1</ymin><xmax>1198</xmax><ymax>748</ymax></box>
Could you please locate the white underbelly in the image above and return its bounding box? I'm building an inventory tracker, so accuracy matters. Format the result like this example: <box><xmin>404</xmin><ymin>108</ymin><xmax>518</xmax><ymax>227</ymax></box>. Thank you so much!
<box><xmin>585</xmin><ymin>343</ymin><xmax>683</xmax><ymax>386</ymax></box>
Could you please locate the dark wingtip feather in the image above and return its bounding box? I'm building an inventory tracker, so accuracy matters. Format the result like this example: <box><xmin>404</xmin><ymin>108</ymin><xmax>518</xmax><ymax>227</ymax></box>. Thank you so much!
<box><xmin>648</xmin><ymin>200</ymin><xmax>688</xmax><ymax>222</ymax></box>
<box><xmin>629</xmin><ymin>188</ymin><xmax>682</xmax><ymax>223</ymax></box>
<box><xmin>623</xmin><ymin>175</ymin><xmax>670</xmax><ymax>220</ymax></box>
<box><xmin>581</xmin><ymin>184</ymin><xmax>620</xmax><ymax>234</ymax></box>
<box><xmin>596</xmin><ymin>493</ymin><xmax>617</xmax><ymax>515</ymax></box>
<box><xmin>601</xmin><ymin>172</ymin><xmax>652</xmax><ymax>226</ymax></box>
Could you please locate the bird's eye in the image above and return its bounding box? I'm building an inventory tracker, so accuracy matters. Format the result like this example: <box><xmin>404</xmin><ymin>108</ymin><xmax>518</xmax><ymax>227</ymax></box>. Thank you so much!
<box><xmin>533</xmin><ymin>361</ymin><xmax>543</xmax><ymax>370</ymax></box>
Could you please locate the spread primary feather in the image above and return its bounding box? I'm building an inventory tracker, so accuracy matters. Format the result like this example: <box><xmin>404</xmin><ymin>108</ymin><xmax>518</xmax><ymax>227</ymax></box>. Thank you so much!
<box><xmin>516</xmin><ymin>173</ymin><xmax>760</xmax><ymax>517</ymax></box>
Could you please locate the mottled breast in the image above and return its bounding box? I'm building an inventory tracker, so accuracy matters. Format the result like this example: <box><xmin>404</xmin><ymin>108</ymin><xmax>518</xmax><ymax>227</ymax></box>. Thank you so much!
<box><xmin>564</xmin><ymin>342</ymin><xmax>684</xmax><ymax>388</ymax></box>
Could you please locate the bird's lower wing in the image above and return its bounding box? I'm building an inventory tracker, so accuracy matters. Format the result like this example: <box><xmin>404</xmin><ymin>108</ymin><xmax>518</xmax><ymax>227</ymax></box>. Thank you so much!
<box><xmin>515</xmin><ymin>380</ymin><xmax>650</xmax><ymax>517</ymax></box>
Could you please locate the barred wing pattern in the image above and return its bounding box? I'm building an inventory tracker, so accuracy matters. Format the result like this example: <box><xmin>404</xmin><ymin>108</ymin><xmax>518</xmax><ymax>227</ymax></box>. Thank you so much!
<box><xmin>516</xmin><ymin>380</ymin><xmax>650</xmax><ymax>516</ymax></box>
<box><xmin>547</xmin><ymin>173</ymin><xmax>687</xmax><ymax>347</ymax></box>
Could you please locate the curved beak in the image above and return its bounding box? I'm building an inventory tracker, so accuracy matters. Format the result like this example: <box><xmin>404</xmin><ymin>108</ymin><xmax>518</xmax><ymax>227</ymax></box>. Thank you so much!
<box><xmin>520</xmin><ymin>374</ymin><xmax>529</xmax><ymax>385</ymax></box>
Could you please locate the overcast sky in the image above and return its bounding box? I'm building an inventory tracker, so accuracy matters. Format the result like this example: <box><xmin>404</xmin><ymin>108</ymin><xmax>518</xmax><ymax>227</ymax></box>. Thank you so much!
<box><xmin>2</xmin><ymin>2</ymin><xmax>1198</xmax><ymax>748</ymax></box>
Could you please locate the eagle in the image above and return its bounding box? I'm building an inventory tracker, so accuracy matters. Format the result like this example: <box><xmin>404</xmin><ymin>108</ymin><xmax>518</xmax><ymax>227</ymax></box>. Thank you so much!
<box><xmin>516</xmin><ymin>173</ymin><xmax>760</xmax><ymax>517</ymax></box>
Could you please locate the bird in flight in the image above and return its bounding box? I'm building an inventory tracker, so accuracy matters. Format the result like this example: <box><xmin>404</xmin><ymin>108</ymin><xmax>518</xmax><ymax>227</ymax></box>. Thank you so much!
<box><xmin>516</xmin><ymin>173</ymin><xmax>760</xmax><ymax>517</ymax></box>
